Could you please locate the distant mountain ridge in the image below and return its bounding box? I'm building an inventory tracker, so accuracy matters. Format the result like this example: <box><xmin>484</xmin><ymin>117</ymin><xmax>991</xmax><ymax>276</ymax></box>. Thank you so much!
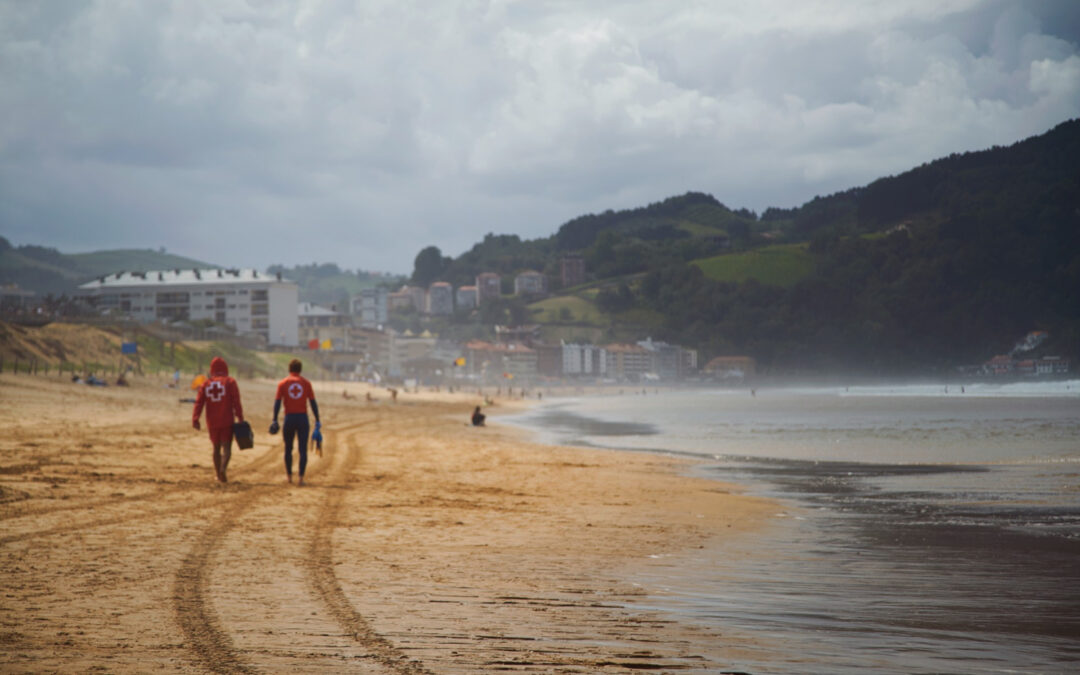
<box><xmin>0</xmin><ymin>239</ymin><xmax>215</xmax><ymax>295</ymax></box>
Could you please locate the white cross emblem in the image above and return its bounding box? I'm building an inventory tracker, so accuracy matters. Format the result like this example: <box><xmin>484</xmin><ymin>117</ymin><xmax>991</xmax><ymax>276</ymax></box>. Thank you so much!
<box><xmin>207</xmin><ymin>381</ymin><xmax>226</xmax><ymax>402</ymax></box>
<box><xmin>288</xmin><ymin>382</ymin><xmax>304</xmax><ymax>399</ymax></box>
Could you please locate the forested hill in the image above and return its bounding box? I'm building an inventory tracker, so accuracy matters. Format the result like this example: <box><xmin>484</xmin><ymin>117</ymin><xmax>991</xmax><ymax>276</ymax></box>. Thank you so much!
<box><xmin>0</xmin><ymin>241</ymin><xmax>214</xmax><ymax>296</ymax></box>
<box><xmin>630</xmin><ymin>119</ymin><xmax>1080</xmax><ymax>372</ymax></box>
<box><xmin>758</xmin><ymin>117</ymin><xmax>1080</xmax><ymax>243</ymax></box>
<box><xmin>416</xmin><ymin>119</ymin><xmax>1079</xmax><ymax>373</ymax></box>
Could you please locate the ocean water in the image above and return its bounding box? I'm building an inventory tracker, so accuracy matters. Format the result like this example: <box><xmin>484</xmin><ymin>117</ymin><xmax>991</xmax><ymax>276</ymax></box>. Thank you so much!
<box><xmin>509</xmin><ymin>381</ymin><xmax>1080</xmax><ymax>674</ymax></box>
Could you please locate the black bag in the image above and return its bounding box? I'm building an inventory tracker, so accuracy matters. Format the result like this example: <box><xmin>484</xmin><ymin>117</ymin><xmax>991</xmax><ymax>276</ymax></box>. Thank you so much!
<box><xmin>232</xmin><ymin>420</ymin><xmax>254</xmax><ymax>450</ymax></box>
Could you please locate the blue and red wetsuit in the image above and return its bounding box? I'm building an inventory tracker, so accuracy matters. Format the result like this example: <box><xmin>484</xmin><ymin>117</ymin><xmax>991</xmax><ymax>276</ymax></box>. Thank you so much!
<box><xmin>274</xmin><ymin>373</ymin><xmax>320</xmax><ymax>479</ymax></box>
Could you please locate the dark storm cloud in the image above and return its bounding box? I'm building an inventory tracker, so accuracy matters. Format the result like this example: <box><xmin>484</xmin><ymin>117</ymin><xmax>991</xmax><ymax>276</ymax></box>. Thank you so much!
<box><xmin>1</xmin><ymin>1</ymin><xmax>1077</xmax><ymax>273</ymax></box>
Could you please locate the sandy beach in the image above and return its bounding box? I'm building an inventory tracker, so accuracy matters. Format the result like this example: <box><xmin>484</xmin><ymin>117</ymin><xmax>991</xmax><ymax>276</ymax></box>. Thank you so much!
<box><xmin>0</xmin><ymin>372</ymin><xmax>776</xmax><ymax>673</ymax></box>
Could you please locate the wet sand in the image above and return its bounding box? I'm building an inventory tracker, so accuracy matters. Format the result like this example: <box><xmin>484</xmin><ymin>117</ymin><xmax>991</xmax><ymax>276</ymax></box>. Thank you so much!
<box><xmin>0</xmin><ymin>373</ymin><xmax>776</xmax><ymax>673</ymax></box>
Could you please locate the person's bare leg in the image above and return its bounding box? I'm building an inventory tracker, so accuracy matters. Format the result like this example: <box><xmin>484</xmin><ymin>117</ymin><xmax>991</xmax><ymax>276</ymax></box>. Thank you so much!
<box><xmin>220</xmin><ymin>441</ymin><xmax>231</xmax><ymax>483</ymax></box>
<box><xmin>212</xmin><ymin>443</ymin><xmax>224</xmax><ymax>482</ymax></box>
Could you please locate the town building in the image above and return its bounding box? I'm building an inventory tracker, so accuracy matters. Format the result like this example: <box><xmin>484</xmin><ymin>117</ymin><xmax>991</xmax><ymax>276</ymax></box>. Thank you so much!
<box><xmin>427</xmin><ymin>282</ymin><xmax>453</xmax><ymax>315</ymax></box>
<box><xmin>703</xmin><ymin>356</ymin><xmax>756</xmax><ymax>381</ymax></box>
<box><xmin>475</xmin><ymin>273</ymin><xmax>501</xmax><ymax>304</ymax></box>
<box><xmin>76</xmin><ymin>268</ymin><xmax>298</xmax><ymax>346</ymax></box>
<box><xmin>0</xmin><ymin>284</ymin><xmax>35</xmax><ymax>312</ymax></box>
<box><xmin>348</xmin><ymin>326</ymin><xmax>391</xmax><ymax>373</ymax></box>
<box><xmin>534</xmin><ymin>342</ymin><xmax>563</xmax><ymax>377</ymax></box>
<box><xmin>560</xmin><ymin>255</ymin><xmax>586</xmax><ymax>287</ymax></box>
<box><xmin>562</xmin><ymin>342</ymin><xmax>606</xmax><ymax>377</ymax></box>
<box><xmin>462</xmin><ymin>340</ymin><xmax>538</xmax><ymax>383</ymax></box>
<box><xmin>1036</xmin><ymin>356</ymin><xmax>1070</xmax><ymax>375</ymax></box>
<box><xmin>604</xmin><ymin>343</ymin><xmax>653</xmax><ymax>381</ymax></box>
<box><xmin>298</xmin><ymin>302</ymin><xmax>351</xmax><ymax>350</ymax></box>
<box><xmin>456</xmin><ymin>285</ymin><xmax>478</xmax><ymax>310</ymax></box>
<box><xmin>637</xmin><ymin>337</ymin><xmax>698</xmax><ymax>380</ymax></box>
<box><xmin>494</xmin><ymin>324</ymin><xmax>541</xmax><ymax>346</ymax></box>
<box><xmin>514</xmin><ymin>270</ymin><xmax>547</xmax><ymax>296</ymax></box>
<box><xmin>352</xmin><ymin>287</ymin><xmax>388</xmax><ymax>328</ymax></box>
<box><xmin>389</xmin><ymin>329</ymin><xmax>438</xmax><ymax>377</ymax></box>
<box><xmin>388</xmin><ymin>287</ymin><xmax>415</xmax><ymax>311</ymax></box>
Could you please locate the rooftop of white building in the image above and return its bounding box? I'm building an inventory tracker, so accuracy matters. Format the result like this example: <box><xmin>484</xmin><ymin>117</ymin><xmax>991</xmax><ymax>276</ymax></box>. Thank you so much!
<box><xmin>78</xmin><ymin>268</ymin><xmax>291</xmax><ymax>289</ymax></box>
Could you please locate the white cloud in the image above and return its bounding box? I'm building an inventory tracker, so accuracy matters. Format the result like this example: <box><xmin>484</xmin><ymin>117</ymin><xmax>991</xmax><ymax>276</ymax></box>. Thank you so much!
<box><xmin>0</xmin><ymin>0</ymin><xmax>1077</xmax><ymax>273</ymax></box>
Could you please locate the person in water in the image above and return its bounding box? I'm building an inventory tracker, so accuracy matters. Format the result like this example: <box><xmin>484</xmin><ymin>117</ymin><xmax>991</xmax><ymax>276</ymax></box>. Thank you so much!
<box><xmin>192</xmin><ymin>356</ymin><xmax>245</xmax><ymax>483</ymax></box>
<box><xmin>272</xmin><ymin>359</ymin><xmax>321</xmax><ymax>486</ymax></box>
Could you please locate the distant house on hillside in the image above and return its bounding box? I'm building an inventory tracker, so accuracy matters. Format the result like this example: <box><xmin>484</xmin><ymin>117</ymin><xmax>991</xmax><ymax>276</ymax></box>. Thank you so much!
<box><xmin>427</xmin><ymin>282</ymin><xmax>453</xmax><ymax>315</ymax></box>
<box><xmin>514</xmin><ymin>270</ymin><xmax>547</xmax><ymax>297</ymax></box>
<box><xmin>475</xmin><ymin>273</ymin><xmax>501</xmax><ymax>304</ymax></box>
<box><xmin>560</xmin><ymin>255</ymin><xmax>586</xmax><ymax>287</ymax></box>
<box><xmin>456</xmin><ymin>285</ymin><xmax>478</xmax><ymax>310</ymax></box>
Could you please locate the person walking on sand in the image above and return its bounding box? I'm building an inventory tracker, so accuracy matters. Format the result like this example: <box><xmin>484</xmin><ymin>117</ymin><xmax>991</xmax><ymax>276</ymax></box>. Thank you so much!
<box><xmin>272</xmin><ymin>359</ymin><xmax>321</xmax><ymax>486</ymax></box>
<box><xmin>192</xmin><ymin>356</ymin><xmax>244</xmax><ymax>483</ymax></box>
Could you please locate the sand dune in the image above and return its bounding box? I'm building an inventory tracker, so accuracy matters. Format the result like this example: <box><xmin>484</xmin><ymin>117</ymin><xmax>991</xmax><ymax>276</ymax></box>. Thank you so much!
<box><xmin>1</xmin><ymin>372</ymin><xmax>775</xmax><ymax>673</ymax></box>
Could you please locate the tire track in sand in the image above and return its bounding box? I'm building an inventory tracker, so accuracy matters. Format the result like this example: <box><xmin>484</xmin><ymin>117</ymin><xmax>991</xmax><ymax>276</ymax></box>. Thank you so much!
<box><xmin>172</xmin><ymin>419</ymin><xmax>378</xmax><ymax>674</ymax></box>
<box><xmin>305</xmin><ymin>419</ymin><xmax>434</xmax><ymax>675</ymax></box>
<box><xmin>172</xmin><ymin>495</ymin><xmax>261</xmax><ymax>674</ymax></box>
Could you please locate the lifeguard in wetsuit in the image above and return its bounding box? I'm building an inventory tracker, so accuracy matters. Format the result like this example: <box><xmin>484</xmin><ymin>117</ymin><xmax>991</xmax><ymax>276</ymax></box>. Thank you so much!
<box><xmin>273</xmin><ymin>358</ymin><xmax>321</xmax><ymax>486</ymax></box>
<box><xmin>192</xmin><ymin>356</ymin><xmax>245</xmax><ymax>483</ymax></box>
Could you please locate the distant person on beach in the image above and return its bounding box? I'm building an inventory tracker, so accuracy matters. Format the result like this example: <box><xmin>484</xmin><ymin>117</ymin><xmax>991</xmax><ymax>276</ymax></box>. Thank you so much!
<box><xmin>471</xmin><ymin>406</ymin><xmax>486</xmax><ymax>427</ymax></box>
<box><xmin>191</xmin><ymin>357</ymin><xmax>244</xmax><ymax>483</ymax></box>
<box><xmin>272</xmin><ymin>359</ymin><xmax>320</xmax><ymax>486</ymax></box>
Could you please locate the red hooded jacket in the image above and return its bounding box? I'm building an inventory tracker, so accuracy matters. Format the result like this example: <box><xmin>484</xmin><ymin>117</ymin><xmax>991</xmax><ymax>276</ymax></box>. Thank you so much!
<box><xmin>192</xmin><ymin>357</ymin><xmax>244</xmax><ymax>430</ymax></box>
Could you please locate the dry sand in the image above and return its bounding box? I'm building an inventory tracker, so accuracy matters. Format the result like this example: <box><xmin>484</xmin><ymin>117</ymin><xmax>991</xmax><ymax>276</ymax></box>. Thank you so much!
<box><xmin>1</xmin><ymin>372</ymin><xmax>777</xmax><ymax>673</ymax></box>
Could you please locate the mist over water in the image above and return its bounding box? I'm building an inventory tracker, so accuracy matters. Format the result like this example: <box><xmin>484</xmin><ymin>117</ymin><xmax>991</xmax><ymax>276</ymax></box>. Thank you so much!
<box><xmin>509</xmin><ymin>382</ymin><xmax>1080</xmax><ymax>673</ymax></box>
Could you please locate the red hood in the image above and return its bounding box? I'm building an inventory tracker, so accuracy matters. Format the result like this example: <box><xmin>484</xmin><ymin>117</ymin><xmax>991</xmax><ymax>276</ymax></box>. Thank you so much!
<box><xmin>210</xmin><ymin>357</ymin><xmax>229</xmax><ymax>377</ymax></box>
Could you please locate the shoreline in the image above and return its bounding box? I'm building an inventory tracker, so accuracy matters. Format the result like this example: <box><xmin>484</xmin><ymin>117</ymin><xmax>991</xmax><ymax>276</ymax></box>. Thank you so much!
<box><xmin>0</xmin><ymin>373</ymin><xmax>778</xmax><ymax>673</ymax></box>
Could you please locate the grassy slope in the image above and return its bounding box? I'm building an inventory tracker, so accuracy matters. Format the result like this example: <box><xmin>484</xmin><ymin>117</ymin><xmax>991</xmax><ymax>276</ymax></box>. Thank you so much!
<box><xmin>67</xmin><ymin>250</ymin><xmax>215</xmax><ymax>277</ymax></box>
<box><xmin>691</xmin><ymin>243</ymin><xmax>815</xmax><ymax>287</ymax></box>
<box><xmin>529</xmin><ymin>295</ymin><xmax>609</xmax><ymax>326</ymax></box>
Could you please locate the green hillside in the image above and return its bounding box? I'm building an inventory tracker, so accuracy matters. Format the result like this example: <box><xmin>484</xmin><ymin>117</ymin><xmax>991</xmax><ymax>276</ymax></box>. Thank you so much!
<box><xmin>692</xmin><ymin>243</ymin><xmax>815</xmax><ymax>288</ymax></box>
<box><xmin>69</xmin><ymin>249</ymin><xmax>215</xmax><ymax>279</ymax></box>
<box><xmin>0</xmin><ymin>238</ymin><xmax>213</xmax><ymax>295</ymax></box>
<box><xmin>529</xmin><ymin>294</ymin><xmax>608</xmax><ymax>326</ymax></box>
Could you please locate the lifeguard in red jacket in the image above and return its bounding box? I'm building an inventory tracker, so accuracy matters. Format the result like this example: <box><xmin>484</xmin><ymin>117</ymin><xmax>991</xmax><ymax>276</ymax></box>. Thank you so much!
<box><xmin>273</xmin><ymin>358</ymin><xmax>320</xmax><ymax>486</ymax></box>
<box><xmin>192</xmin><ymin>356</ymin><xmax>245</xmax><ymax>483</ymax></box>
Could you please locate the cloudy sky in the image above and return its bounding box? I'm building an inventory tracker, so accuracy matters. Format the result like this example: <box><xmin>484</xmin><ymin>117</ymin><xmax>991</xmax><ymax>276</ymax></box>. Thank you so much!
<box><xmin>2</xmin><ymin>0</ymin><xmax>1078</xmax><ymax>274</ymax></box>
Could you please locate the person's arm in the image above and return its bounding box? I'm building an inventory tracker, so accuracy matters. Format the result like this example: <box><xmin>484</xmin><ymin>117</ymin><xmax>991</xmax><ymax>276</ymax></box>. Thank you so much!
<box><xmin>310</xmin><ymin>398</ymin><xmax>320</xmax><ymax>425</ymax></box>
<box><xmin>230</xmin><ymin>379</ymin><xmax>244</xmax><ymax>421</ymax></box>
<box><xmin>273</xmin><ymin>398</ymin><xmax>281</xmax><ymax>422</ymax></box>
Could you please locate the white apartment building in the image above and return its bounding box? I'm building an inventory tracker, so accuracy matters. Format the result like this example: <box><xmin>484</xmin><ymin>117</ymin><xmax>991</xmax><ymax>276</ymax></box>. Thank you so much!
<box><xmin>77</xmin><ymin>268</ymin><xmax>299</xmax><ymax>346</ymax></box>
<box><xmin>562</xmin><ymin>341</ymin><xmax>607</xmax><ymax>376</ymax></box>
